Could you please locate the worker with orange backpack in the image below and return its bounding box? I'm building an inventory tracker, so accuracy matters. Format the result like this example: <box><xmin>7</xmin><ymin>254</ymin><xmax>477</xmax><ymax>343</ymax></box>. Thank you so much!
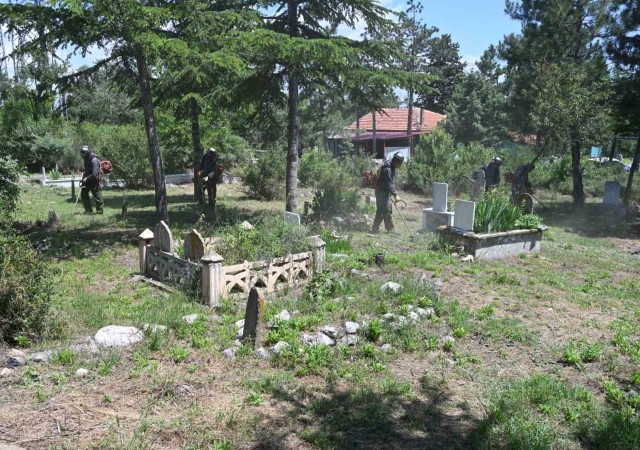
<box><xmin>79</xmin><ymin>145</ymin><xmax>104</xmax><ymax>214</ymax></box>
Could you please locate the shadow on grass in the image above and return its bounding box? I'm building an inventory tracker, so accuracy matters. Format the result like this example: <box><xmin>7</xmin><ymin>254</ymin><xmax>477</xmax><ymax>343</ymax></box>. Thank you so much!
<box><xmin>252</xmin><ymin>375</ymin><xmax>480</xmax><ymax>450</ymax></box>
<box><xmin>537</xmin><ymin>201</ymin><xmax>640</xmax><ymax>240</ymax></box>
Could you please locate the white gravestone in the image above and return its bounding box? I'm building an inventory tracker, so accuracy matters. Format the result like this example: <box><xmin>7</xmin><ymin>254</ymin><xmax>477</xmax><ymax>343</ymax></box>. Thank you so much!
<box><xmin>432</xmin><ymin>183</ymin><xmax>449</xmax><ymax>212</ymax></box>
<box><xmin>472</xmin><ymin>170</ymin><xmax>485</xmax><ymax>201</ymax></box>
<box><xmin>454</xmin><ymin>200</ymin><xmax>475</xmax><ymax>232</ymax></box>
<box><xmin>184</xmin><ymin>229</ymin><xmax>206</xmax><ymax>261</ymax></box>
<box><xmin>284</xmin><ymin>211</ymin><xmax>301</xmax><ymax>226</ymax></box>
<box><xmin>154</xmin><ymin>221</ymin><xmax>173</xmax><ymax>252</ymax></box>
<box><xmin>603</xmin><ymin>181</ymin><xmax>621</xmax><ymax>206</ymax></box>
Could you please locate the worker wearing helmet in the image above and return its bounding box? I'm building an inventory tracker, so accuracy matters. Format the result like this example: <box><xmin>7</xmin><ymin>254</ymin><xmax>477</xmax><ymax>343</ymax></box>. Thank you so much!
<box><xmin>198</xmin><ymin>147</ymin><xmax>220</xmax><ymax>207</ymax></box>
<box><xmin>372</xmin><ymin>152</ymin><xmax>404</xmax><ymax>233</ymax></box>
<box><xmin>79</xmin><ymin>145</ymin><xmax>103</xmax><ymax>214</ymax></box>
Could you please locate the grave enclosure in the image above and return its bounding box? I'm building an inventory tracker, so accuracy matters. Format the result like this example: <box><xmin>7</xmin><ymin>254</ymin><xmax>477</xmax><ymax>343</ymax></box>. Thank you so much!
<box><xmin>138</xmin><ymin>221</ymin><xmax>325</xmax><ymax>306</ymax></box>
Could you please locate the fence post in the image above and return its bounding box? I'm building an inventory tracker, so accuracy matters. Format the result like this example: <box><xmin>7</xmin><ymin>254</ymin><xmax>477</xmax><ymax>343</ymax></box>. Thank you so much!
<box><xmin>308</xmin><ymin>235</ymin><xmax>326</xmax><ymax>274</ymax></box>
<box><xmin>138</xmin><ymin>229</ymin><xmax>154</xmax><ymax>275</ymax></box>
<box><xmin>201</xmin><ymin>252</ymin><xmax>224</xmax><ymax>307</ymax></box>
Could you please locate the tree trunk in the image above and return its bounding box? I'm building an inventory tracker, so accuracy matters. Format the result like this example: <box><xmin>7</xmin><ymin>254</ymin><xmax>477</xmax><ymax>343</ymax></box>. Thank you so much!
<box><xmin>190</xmin><ymin>98</ymin><xmax>203</xmax><ymax>203</ymax></box>
<box><xmin>407</xmin><ymin>87</ymin><xmax>414</xmax><ymax>154</ymax></box>
<box><xmin>285</xmin><ymin>0</ymin><xmax>300</xmax><ymax>213</ymax></box>
<box><xmin>570</xmin><ymin>136</ymin><xmax>584</xmax><ymax>208</ymax></box>
<box><xmin>135</xmin><ymin>48</ymin><xmax>168</xmax><ymax>223</ymax></box>
<box><xmin>623</xmin><ymin>138</ymin><xmax>640</xmax><ymax>206</ymax></box>
<box><xmin>372</xmin><ymin>111</ymin><xmax>377</xmax><ymax>158</ymax></box>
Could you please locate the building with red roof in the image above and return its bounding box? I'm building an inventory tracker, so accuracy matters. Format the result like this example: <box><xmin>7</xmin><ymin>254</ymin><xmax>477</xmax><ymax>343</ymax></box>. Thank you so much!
<box><xmin>329</xmin><ymin>107</ymin><xmax>446</xmax><ymax>159</ymax></box>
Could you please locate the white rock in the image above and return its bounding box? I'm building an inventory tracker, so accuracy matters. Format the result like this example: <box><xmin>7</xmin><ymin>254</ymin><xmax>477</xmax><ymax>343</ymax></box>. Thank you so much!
<box><xmin>381</xmin><ymin>344</ymin><xmax>394</xmax><ymax>353</ymax></box>
<box><xmin>94</xmin><ymin>325</ymin><xmax>144</xmax><ymax>348</ymax></box>
<box><xmin>0</xmin><ymin>368</ymin><xmax>14</xmax><ymax>377</ymax></box>
<box><xmin>441</xmin><ymin>336</ymin><xmax>456</xmax><ymax>347</ymax></box>
<box><xmin>314</xmin><ymin>332</ymin><xmax>335</xmax><ymax>347</ymax></box>
<box><xmin>75</xmin><ymin>368</ymin><xmax>89</xmax><ymax>378</ymax></box>
<box><xmin>177</xmin><ymin>384</ymin><xmax>194</xmax><ymax>396</ymax></box>
<box><xmin>338</xmin><ymin>335</ymin><xmax>360</xmax><ymax>346</ymax></box>
<box><xmin>408</xmin><ymin>312</ymin><xmax>420</xmax><ymax>322</ymax></box>
<box><xmin>240</xmin><ymin>221</ymin><xmax>254</xmax><ymax>230</ymax></box>
<box><xmin>382</xmin><ymin>313</ymin><xmax>396</xmax><ymax>321</ymax></box>
<box><xmin>390</xmin><ymin>316</ymin><xmax>408</xmax><ymax>330</ymax></box>
<box><xmin>381</xmin><ymin>282</ymin><xmax>402</xmax><ymax>295</ymax></box>
<box><xmin>234</xmin><ymin>319</ymin><xmax>245</xmax><ymax>328</ymax></box>
<box><xmin>232</xmin><ymin>339</ymin><xmax>242</xmax><ymax>348</ymax></box>
<box><xmin>271</xmin><ymin>341</ymin><xmax>291</xmax><ymax>354</ymax></box>
<box><xmin>222</xmin><ymin>348</ymin><xmax>237</xmax><ymax>359</ymax></box>
<box><xmin>416</xmin><ymin>307</ymin><xmax>435</xmax><ymax>318</ymax></box>
<box><xmin>255</xmin><ymin>347</ymin><xmax>269</xmax><ymax>360</ymax></box>
<box><xmin>320</xmin><ymin>326</ymin><xmax>339</xmax><ymax>338</ymax></box>
<box><xmin>331</xmin><ymin>253</ymin><xmax>349</xmax><ymax>259</ymax></box>
<box><xmin>461</xmin><ymin>255</ymin><xmax>474</xmax><ymax>263</ymax></box>
<box><xmin>8</xmin><ymin>349</ymin><xmax>26</xmax><ymax>358</ymax></box>
<box><xmin>181</xmin><ymin>314</ymin><xmax>200</xmax><ymax>324</ymax></box>
<box><xmin>345</xmin><ymin>321</ymin><xmax>360</xmax><ymax>334</ymax></box>
<box><xmin>70</xmin><ymin>338</ymin><xmax>99</xmax><ymax>354</ymax></box>
<box><xmin>29</xmin><ymin>350</ymin><xmax>53</xmax><ymax>363</ymax></box>
<box><xmin>143</xmin><ymin>324</ymin><xmax>167</xmax><ymax>333</ymax></box>
<box><xmin>275</xmin><ymin>310</ymin><xmax>291</xmax><ymax>321</ymax></box>
<box><xmin>235</xmin><ymin>327</ymin><xmax>244</xmax><ymax>339</ymax></box>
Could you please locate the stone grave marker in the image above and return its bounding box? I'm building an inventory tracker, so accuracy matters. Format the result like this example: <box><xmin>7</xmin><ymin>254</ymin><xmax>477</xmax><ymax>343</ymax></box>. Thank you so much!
<box><xmin>432</xmin><ymin>182</ymin><xmax>449</xmax><ymax>212</ymax></box>
<box><xmin>603</xmin><ymin>181</ymin><xmax>621</xmax><ymax>206</ymax></box>
<box><xmin>184</xmin><ymin>229</ymin><xmax>206</xmax><ymax>261</ymax></box>
<box><xmin>454</xmin><ymin>199</ymin><xmax>476</xmax><ymax>232</ymax></box>
<box><xmin>472</xmin><ymin>170</ymin><xmax>485</xmax><ymax>200</ymax></box>
<box><xmin>284</xmin><ymin>211</ymin><xmax>301</xmax><ymax>226</ymax></box>
<box><xmin>242</xmin><ymin>287</ymin><xmax>266</xmax><ymax>349</ymax></box>
<box><xmin>154</xmin><ymin>221</ymin><xmax>173</xmax><ymax>252</ymax></box>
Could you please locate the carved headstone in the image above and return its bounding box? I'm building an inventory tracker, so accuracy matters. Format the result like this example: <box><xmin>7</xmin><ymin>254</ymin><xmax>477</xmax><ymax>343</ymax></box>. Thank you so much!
<box><xmin>472</xmin><ymin>170</ymin><xmax>485</xmax><ymax>201</ymax></box>
<box><xmin>184</xmin><ymin>229</ymin><xmax>206</xmax><ymax>261</ymax></box>
<box><xmin>454</xmin><ymin>200</ymin><xmax>476</xmax><ymax>232</ymax></box>
<box><xmin>603</xmin><ymin>181</ymin><xmax>621</xmax><ymax>206</ymax></box>
<box><xmin>432</xmin><ymin>183</ymin><xmax>449</xmax><ymax>212</ymax></box>
<box><xmin>154</xmin><ymin>221</ymin><xmax>173</xmax><ymax>252</ymax></box>
<box><xmin>242</xmin><ymin>287</ymin><xmax>266</xmax><ymax>349</ymax></box>
<box><xmin>284</xmin><ymin>211</ymin><xmax>301</xmax><ymax>226</ymax></box>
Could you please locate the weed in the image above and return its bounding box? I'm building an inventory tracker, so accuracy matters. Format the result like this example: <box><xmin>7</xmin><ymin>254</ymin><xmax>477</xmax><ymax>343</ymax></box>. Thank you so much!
<box><xmin>453</xmin><ymin>327</ymin><xmax>468</xmax><ymax>339</ymax></box>
<box><xmin>364</xmin><ymin>319</ymin><xmax>382</xmax><ymax>342</ymax></box>
<box><xmin>15</xmin><ymin>335</ymin><xmax>31</xmax><ymax>347</ymax></box>
<box><xmin>425</xmin><ymin>336</ymin><xmax>439</xmax><ymax>351</ymax></box>
<box><xmin>53</xmin><ymin>348</ymin><xmax>75</xmax><ymax>366</ymax></box>
<box><xmin>170</xmin><ymin>345</ymin><xmax>190</xmax><ymax>363</ymax></box>
<box><xmin>51</xmin><ymin>373</ymin><xmax>66</xmax><ymax>386</ymax></box>
<box><xmin>98</xmin><ymin>354</ymin><xmax>121</xmax><ymax>376</ymax></box>
<box><xmin>103</xmin><ymin>394</ymin><xmax>113</xmax><ymax>404</ymax></box>
<box><xmin>360</xmin><ymin>343</ymin><xmax>377</xmax><ymax>359</ymax></box>
<box><xmin>247</xmin><ymin>391</ymin><xmax>264</xmax><ymax>406</ymax></box>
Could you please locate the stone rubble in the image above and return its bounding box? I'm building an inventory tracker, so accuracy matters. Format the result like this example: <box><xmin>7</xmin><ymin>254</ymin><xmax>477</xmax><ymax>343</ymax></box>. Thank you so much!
<box><xmin>181</xmin><ymin>314</ymin><xmax>200</xmax><ymax>325</ymax></box>
<box><xmin>344</xmin><ymin>321</ymin><xmax>360</xmax><ymax>334</ymax></box>
<box><xmin>381</xmin><ymin>282</ymin><xmax>403</xmax><ymax>295</ymax></box>
<box><xmin>275</xmin><ymin>310</ymin><xmax>291</xmax><ymax>321</ymax></box>
<box><xmin>94</xmin><ymin>326</ymin><xmax>144</xmax><ymax>348</ymax></box>
<box><xmin>75</xmin><ymin>368</ymin><xmax>89</xmax><ymax>378</ymax></box>
<box><xmin>271</xmin><ymin>341</ymin><xmax>291</xmax><ymax>354</ymax></box>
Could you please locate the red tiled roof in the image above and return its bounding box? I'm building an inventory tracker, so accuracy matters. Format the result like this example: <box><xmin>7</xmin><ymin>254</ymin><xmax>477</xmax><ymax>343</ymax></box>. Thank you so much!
<box><xmin>346</xmin><ymin>108</ymin><xmax>446</xmax><ymax>133</ymax></box>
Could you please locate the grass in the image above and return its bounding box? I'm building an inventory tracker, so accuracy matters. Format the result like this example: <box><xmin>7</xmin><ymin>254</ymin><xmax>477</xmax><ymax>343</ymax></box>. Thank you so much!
<box><xmin>2</xmin><ymin>182</ymin><xmax>639</xmax><ymax>449</ymax></box>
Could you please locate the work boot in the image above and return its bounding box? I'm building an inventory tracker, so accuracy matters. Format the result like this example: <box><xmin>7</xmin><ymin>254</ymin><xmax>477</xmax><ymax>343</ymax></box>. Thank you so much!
<box><xmin>83</xmin><ymin>211</ymin><xmax>93</xmax><ymax>215</ymax></box>
<box><xmin>371</xmin><ymin>228</ymin><xmax>380</xmax><ymax>234</ymax></box>
<box><xmin>96</xmin><ymin>210</ymin><xmax>104</xmax><ymax>215</ymax></box>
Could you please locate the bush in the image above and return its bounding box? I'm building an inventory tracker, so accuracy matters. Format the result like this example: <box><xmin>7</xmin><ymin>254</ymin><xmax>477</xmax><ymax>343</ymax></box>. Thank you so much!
<box><xmin>244</xmin><ymin>150</ymin><xmax>286</xmax><ymax>200</ymax></box>
<box><xmin>76</xmin><ymin>122</ymin><xmax>152</xmax><ymax>189</ymax></box>
<box><xmin>299</xmin><ymin>149</ymin><xmax>348</xmax><ymax>188</ymax></box>
<box><xmin>310</xmin><ymin>185</ymin><xmax>365</xmax><ymax>218</ymax></box>
<box><xmin>474</xmin><ymin>191</ymin><xmax>522</xmax><ymax>233</ymax></box>
<box><xmin>406</xmin><ymin>128</ymin><xmax>495</xmax><ymax>195</ymax></box>
<box><xmin>0</xmin><ymin>231</ymin><xmax>55</xmax><ymax>343</ymax></box>
<box><xmin>0</xmin><ymin>156</ymin><xmax>21</xmax><ymax>221</ymax></box>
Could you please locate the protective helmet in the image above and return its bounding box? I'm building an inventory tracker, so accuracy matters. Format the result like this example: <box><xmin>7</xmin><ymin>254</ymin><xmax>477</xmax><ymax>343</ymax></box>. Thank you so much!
<box><xmin>80</xmin><ymin>145</ymin><xmax>91</xmax><ymax>156</ymax></box>
<box><xmin>208</xmin><ymin>147</ymin><xmax>216</xmax><ymax>153</ymax></box>
<box><xmin>493</xmin><ymin>156</ymin><xmax>503</xmax><ymax>165</ymax></box>
<box><xmin>391</xmin><ymin>152</ymin><xmax>405</xmax><ymax>166</ymax></box>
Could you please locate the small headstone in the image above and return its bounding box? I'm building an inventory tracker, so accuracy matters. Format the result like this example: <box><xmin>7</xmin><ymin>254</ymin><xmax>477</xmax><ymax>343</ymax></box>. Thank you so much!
<box><xmin>284</xmin><ymin>211</ymin><xmax>301</xmax><ymax>226</ymax></box>
<box><xmin>472</xmin><ymin>170</ymin><xmax>485</xmax><ymax>200</ymax></box>
<box><xmin>603</xmin><ymin>181</ymin><xmax>621</xmax><ymax>206</ymax></box>
<box><xmin>432</xmin><ymin>183</ymin><xmax>449</xmax><ymax>212</ymax></box>
<box><xmin>345</xmin><ymin>321</ymin><xmax>360</xmax><ymax>334</ymax></box>
<box><xmin>184</xmin><ymin>229</ymin><xmax>206</xmax><ymax>261</ymax></box>
<box><xmin>94</xmin><ymin>325</ymin><xmax>144</xmax><ymax>348</ymax></box>
<box><xmin>75</xmin><ymin>368</ymin><xmax>89</xmax><ymax>378</ymax></box>
<box><xmin>154</xmin><ymin>221</ymin><xmax>173</xmax><ymax>252</ymax></box>
<box><xmin>454</xmin><ymin>199</ymin><xmax>476</xmax><ymax>232</ymax></box>
<box><xmin>242</xmin><ymin>288</ymin><xmax>266</xmax><ymax>349</ymax></box>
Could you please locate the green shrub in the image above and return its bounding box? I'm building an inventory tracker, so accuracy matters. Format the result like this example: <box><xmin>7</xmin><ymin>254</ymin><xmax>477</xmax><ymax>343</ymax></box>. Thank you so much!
<box><xmin>243</xmin><ymin>150</ymin><xmax>286</xmax><ymax>200</ymax></box>
<box><xmin>299</xmin><ymin>149</ymin><xmax>347</xmax><ymax>188</ymax></box>
<box><xmin>0</xmin><ymin>156</ymin><xmax>21</xmax><ymax>221</ymax></box>
<box><xmin>0</xmin><ymin>231</ymin><xmax>55</xmax><ymax>343</ymax></box>
<box><xmin>76</xmin><ymin>122</ymin><xmax>152</xmax><ymax>189</ymax></box>
<box><xmin>516</xmin><ymin>214</ymin><xmax>543</xmax><ymax>229</ymax></box>
<box><xmin>310</xmin><ymin>186</ymin><xmax>366</xmax><ymax>219</ymax></box>
<box><xmin>474</xmin><ymin>191</ymin><xmax>522</xmax><ymax>233</ymax></box>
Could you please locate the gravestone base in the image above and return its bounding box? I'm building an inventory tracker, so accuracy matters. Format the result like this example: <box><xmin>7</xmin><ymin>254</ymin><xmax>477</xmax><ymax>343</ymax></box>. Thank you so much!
<box><xmin>422</xmin><ymin>208</ymin><xmax>454</xmax><ymax>232</ymax></box>
<box><xmin>437</xmin><ymin>226</ymin><xmax>545</xmax><ymax>260</ymax></box>
<box><xmin>595</xmin><ymin>204</ymin><xmax>628</xmax><ymax>218</ymax></box>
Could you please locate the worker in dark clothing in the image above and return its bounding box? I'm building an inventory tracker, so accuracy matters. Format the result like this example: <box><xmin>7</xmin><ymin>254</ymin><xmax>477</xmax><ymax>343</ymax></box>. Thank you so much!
<box><xmin>198</xmin><ymin>147</ymin><xmax>220</xmax><ymax>207</ymax></box>
<box><xmin>512</xmin><ymin>162</ymin><xmax>535</xmax><ymax>201</ymax></box>
<box><xmin>372</xmin><ymin>152</ymin><xmax>405</xmax><ymax>233</ymax></box>
<box><xmin>79</xmin><ymin>145</ymin><xmax>103</xmax><ymax>214</ymax></box>
<box><xmin>479</xmin><ymin>156</ymin><xmax>503</xmax><ymax>189</ymax></box>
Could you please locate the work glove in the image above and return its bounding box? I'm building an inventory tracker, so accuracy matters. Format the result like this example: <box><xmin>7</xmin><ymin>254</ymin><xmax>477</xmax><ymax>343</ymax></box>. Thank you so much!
<box><xmin>394</xmin><ymin>194</ymin><xmax>401</xmax><ymax>203</ymax></box>
<box><xmin>198</xmin><ymin>171</ymin><xmax>203</xmax><ymax>178</ymax></box>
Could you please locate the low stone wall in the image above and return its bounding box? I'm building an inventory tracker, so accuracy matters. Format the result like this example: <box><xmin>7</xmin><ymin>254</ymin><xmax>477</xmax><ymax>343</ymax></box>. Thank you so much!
<box><xmin>436</xmin><ymin>226</ymin><xmax>545</xmax><ymax>260</ymax></box>
<box><xmin>139</xmin><ymin>222</ymin><xmax>325</xmax><ymax>306</ymax></box>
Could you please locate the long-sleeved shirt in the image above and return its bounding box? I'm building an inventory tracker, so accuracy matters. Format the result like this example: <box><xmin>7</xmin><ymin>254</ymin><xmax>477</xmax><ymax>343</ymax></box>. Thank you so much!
<box><xmin>483</xmin><ymin>162</ymin><xmax>501</xmax><ymax>188</ymax></box>
<box><xmin>82</xmin><ymin>152</ymin><xmax>101</xmax><ymax>186</ymax></box>
<box><xmin>376</xmin><ymin>162</ymin><xmax>397</xmax><ymax>197</ymax></box>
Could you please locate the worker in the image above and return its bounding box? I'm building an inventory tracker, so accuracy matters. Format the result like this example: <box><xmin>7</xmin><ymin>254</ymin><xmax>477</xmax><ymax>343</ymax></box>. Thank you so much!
<box><xmin>79</xmin><ymin>145</ymin><xmax>103</xmax><ymax>214</ymax></box>
<box><xmin>512</xmin><ymin>162</ymin><xmax>535</xmax><ymax>201</ymax></box>
<box><xmin>198</xmin><ymin>147</ymin><xmax>220</xmax><ymax>207</ymax></box>
<box><xmin>474</xmin><ymin>156</ymin><xmax>503</xmax><ymax>189</ymax></box>
<box><xmin>372</xmin><ymin>152</ymin><xmax>404</xmax><ymax>234</ymax></box>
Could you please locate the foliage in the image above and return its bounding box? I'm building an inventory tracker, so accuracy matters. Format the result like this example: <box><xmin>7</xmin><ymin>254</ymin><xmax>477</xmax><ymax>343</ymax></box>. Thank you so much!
<box><xmin>76</xmin><ymin>122</ymin><xmax>153</xmax><ymax>189</ymax></box>
<box><xmin>0</xmin><ymin>157</ymin><xmax>22</xmax><ymax>221</ymax></box>
<box><xmin>298</xmin><ymin>150</ymin><xmax>352</xmax><ymax>189</ymax></box>
<box><xmin>0</xmin><ymin>231</ymin><xmax>55</xmax><ymax>343</ymax></box>
<box><xmin>515</xmin><ymin>214</ymin><xmax>542</xmax><ymax>229</ymax></box>
<box><xmin>474</xmin><ymin>191</ymin><xmax>522</xmax><ymax>233</ymax></box>
<box><xmin>243</xmin><ymin>150</ymin><xmax>287</xmax><ymax>201</ymax></box>
<box><xmin>309</xmin><ymin>179</ymin><xmax>367</xmax><ymax>219</ymax></box>
<box><xmin>405</xmin><ymin>127</ymin><xmax>495</xmax><ymax>194</ymax></box>
<box><xmin>211</xmin><ymin>215</ymin><xmax>309</xmax><ymax>265</ymax></box>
